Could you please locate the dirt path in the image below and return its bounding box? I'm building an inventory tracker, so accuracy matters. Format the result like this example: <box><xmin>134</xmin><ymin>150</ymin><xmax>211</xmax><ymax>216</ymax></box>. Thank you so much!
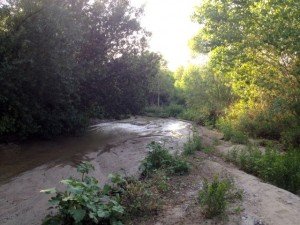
<box><xmin>135</xmin><ymin>126</ymin><xmax>300</xmax><ymax>225</ymax></box>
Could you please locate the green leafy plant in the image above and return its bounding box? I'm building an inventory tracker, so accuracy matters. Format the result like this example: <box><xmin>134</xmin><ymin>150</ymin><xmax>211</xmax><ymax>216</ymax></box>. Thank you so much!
<box><xmin>198</xmin><ymin>177</ymin><xmax>241</xmax><ymax>218</ymax></box>
<box><xmin>140</xmin><ymin>141</ymin><xmax>190</xmax><ymax>177</ymax></box>
<box><xmin>41</xmin><ymin>162</ymin><xmax>125</xmax><ymax>225</ymax></box>
<box><xmin>183</xmin><ymin>130</ymin><xmax>202</xmax><ymax>155</ymax></box>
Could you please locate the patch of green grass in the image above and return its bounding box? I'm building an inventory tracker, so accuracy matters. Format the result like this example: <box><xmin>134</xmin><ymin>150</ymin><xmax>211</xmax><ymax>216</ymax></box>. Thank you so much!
<box><xmin>140</xmin><ymin>141</ymin><xmax>190</xmax><ymax>177</ymax></box>
<box><xmin>226</xmin><ymin>146</ymin><xmax>300</xmax><ymax>193</ymax></box>
<box><xmin>203</xmin><ymin>146</ymin><xmax>215</xmax><ymax>154</ymax></box>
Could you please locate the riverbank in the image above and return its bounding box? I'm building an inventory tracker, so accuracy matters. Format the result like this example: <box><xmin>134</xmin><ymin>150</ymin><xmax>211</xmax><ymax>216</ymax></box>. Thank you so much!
<box><xmin>0</xmin><ymin>117</ymin><xmax>299</xmax><ymax>225</ymax></box>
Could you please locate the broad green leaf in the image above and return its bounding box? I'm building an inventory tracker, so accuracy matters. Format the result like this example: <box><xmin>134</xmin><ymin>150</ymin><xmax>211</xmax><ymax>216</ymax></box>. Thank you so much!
<box><xmin>68</xmin><ymin>208</ymin><xmax>86</xmax><ymax>223</ymax></box>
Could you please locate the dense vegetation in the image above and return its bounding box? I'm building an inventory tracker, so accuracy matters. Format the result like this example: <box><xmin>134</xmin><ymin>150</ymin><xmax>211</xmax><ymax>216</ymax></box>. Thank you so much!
<box><xmin>226</xmin><ymin>146</ymin><xmax>300</xmax><ymax>194</ymax></box>
<box><xmin>184</xmin><ymin>0</ymin><xmax>300</xmax><ymax>148</ymax></box>
<box><xmin>144</xmin><ymin>0</ymin><xmax>300</xmax><ymax>149</ymax></box>
<box><xmin>0</xmin><ymin>0</ymin><xmax>162</xmax><ymax>140</ymax></box>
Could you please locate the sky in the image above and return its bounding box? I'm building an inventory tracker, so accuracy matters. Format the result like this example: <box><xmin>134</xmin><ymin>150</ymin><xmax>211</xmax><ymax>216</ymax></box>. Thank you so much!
<box><xmin>130</xmin><ymin>0</ymin><xmax>207</xmax><ymax>71</ymax></box>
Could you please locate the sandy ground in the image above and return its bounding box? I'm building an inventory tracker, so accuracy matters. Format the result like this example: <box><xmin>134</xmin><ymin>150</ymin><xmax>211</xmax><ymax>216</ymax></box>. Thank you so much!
<box><xmin>0</xmin><ymin>117</ymin><xmax>299</xmax><ymax>225</ymax></box>
<box><xmin>0</xmin><ymin>117</ymin><xmax>191</xmax><ymax>225</ymax></box>
<box><xmin>129</xmin><ymin>125</ymin><xmax>300</xmax><ymax>225</ymax></box>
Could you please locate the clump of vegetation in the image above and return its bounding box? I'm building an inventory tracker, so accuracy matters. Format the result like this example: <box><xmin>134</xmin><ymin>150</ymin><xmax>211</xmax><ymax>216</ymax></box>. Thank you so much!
<box><xmin>198</xmin><ymin>176</ymin><xmax>241</xmax><ymax>218</ymax></box>
<box><xmin>183</xmin><ymin>130</ymin><xmax>202</xmax><ymax>155</ymax></box>
<box><xmin>202</xmin><ymin>146</ymin><xmax>215</xmax><ymax>154</ymax></box>
<box><xmin>41</xmin><ymin>162</ymin><xmax>125</xmax><ymax>225</ymax></box>
<box><xmin>226</xmin><ymin>146</ymin><xmax>300</xmax><ymax>193</ymax></box>
<box><xmin>120</xmin><ymin>178</ymin><xmax>162</xmax><ymax>219</ymax></box>
<box><xmin>199</xmin><ymin>177</ymin><xmax>237</xmax><ymax>218</ymax></box>
<box><xmin>140</xmin><ymin>141</ymin><xmax>190</xmax><ymax>177</ymax></box>
<box><xmin>218</xmin><ymin>120</ymin><xmax>248</xmax><ymax>144</ymax></box>
<box><xmin>42</xmin><ymin>161</ymin><xmax>168</xmax><ymax>225</ymax></box>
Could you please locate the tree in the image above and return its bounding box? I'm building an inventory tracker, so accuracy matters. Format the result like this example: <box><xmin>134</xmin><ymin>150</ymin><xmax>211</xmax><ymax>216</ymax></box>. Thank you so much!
<box><xmin>0</xmin><ymin>0</ymin><xmax>160</xmax><ymax>140</ymax></box>
<box><xmin>191</xmin><ymin>0</ymin><xmax>300</xmax><ymax>145</ymax></box>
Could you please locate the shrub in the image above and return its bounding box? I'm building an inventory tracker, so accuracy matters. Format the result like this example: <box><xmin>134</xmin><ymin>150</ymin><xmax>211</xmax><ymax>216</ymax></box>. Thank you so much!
<box><xmin>183</xmin><ymin>130</ymin><xmax>202</xmax><ymax>155</ymax></box>
<box><xmin>140</xmin><ymin>141</ymin><xmax>190</xmax><ymax>177</ymax></box>
<box><xmin>217</xmin><ymin>119</ymin><xmax>248</xmax><ymax>144</ymax></box>
<box><xmin>120</xmin><ymin>178</ymin><xmax>161</xmax><ymax>218</ymax></box>
<box><xmin>179</xmin><ymin>109</ymin><xmax>207</xmax><ymax>124</ymax></box>
<box><xmin>226</xmin><ymin>146</ymin><xmax>300</xmax><ymax>193</ymax></box>
<box><xmin>198</xmin><ymin>177</ymin><xmax>231</xmax><ymax>218</ymax></box>
<box><xmin>41</xmin><ymin>162</ymin><xmax>125</xmax><ymax>225</ymax></box>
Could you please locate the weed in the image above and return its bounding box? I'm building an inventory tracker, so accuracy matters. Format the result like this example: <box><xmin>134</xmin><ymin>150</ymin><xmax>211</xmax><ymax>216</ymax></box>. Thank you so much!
<box><xmin>140</xmin><ymin>141</ymin><xmax>190</xmax><ymax>177</ymax></box>
<box><xmin>41</xmin><ymin>162</ymin><xmax>125</xmax><ymax>225</ymax></box>
<box><xmin>203</xmin><ymin>146</ymin><xmax>214</xmax><ymax>154</ymax></box>
<box><xmin>198</xmin><ymin>177</ymin><xmax>231</xmax><ymax>218</ymax></box>
<box><xmin>198</xmin><ymin>176</ymin><xmax>242</xmax><ymax>218</ymax></box>
<box><xmin>183</xmin><ymin>130</ymin><xmax>202</xmax><ymax>156</ymax></box>
<box><xmin>120</xmin><ymin>178</ymin><xmax>161</xmax><ymax>219</ymax></box>
<box><xmin>234</xmin><ymin>206</ymin><xmax>243</xmax><ymax>214</ymax></box>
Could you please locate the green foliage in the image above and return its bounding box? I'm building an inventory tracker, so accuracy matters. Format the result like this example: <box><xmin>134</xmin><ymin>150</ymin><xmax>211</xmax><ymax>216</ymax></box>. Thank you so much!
<box><xmin>174</xmin><ymin>65</ymin><xmax>233</xmax><ymax>126</ymax></box>
<box><xmin>227</xmin><ymin>146</ymin><xmax>300</xmax><ymax>193</ymax></box>
<box><xmin>199</xmin><ymin>176</ymin><xmax>242</xmax><ymax>218</ymax></box>
<box><xmin>148</xmin><ymin>68</ymin><xmax>177</xmax><ymax>107</ymax></box>
<box><xmin>140</xmin><ymin>141</ymin><xmax>190</xmax><ymax>177</ymax></box>
<box><xmin>41</xmin><ymin>162</ymin><xmax>125</xmax><ymax>225</ymax></box>
<box><xmin>190</xmin><ymin>0</ymin><xmax>300</xmax><ymax>147</ymax></box>
<box><xmin>183</xmin><ymin>130</ymin><xmax>202</xmax><ymax>155</ymax></box>
<box><xmin>198</xmin><ymin>177</ymin><xmax>231</xmax><ymax>218</ymax></box>
<box><xmin>217</xmin><ymin>119</ymin><xmax>248</xmax><ymax>144</ymax></box>
<box><xmin>0</xmin><ymin>0</ymin><xmax>161</xmax><ymax>140</ymax></box>
<box><xmin>42</xmin><ymin>160</ymin><xmax>173</xmax><ymax>225</ymax></box>
<box><xmin>144</xmin><ymin>104</ymin><xmax>184</xmax><ymax>118</ymax></box>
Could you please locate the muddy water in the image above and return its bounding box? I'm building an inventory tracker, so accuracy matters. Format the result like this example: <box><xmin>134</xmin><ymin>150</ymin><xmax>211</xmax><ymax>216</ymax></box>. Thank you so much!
<box><xmin>0</xmin><ymin>117</ymin><xmax>192</xmax><ymax>225</ymax></box>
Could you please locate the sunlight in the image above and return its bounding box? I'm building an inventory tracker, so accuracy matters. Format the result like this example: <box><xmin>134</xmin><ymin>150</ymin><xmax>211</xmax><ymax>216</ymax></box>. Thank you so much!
<box><xmin>130</xmin><ymin>0</ymin><xmax>207</xmax><ymax>70</ymax></box>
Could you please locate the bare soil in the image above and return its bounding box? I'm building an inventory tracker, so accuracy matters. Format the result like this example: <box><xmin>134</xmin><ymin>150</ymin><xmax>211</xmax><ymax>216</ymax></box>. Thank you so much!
<box><xmin>130</xmin><ymin>126</ymin><xmax>300</xmax><ymax>225</ymax></box>
<box><xmin>0</xmin><ymin>117</ymin><xmax>299</xmax><ymax>225</ymax></box>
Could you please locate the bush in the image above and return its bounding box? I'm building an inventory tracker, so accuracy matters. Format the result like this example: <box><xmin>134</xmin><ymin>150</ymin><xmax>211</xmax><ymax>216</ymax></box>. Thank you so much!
<box><xmin>226</xmin><ymin>146</ymin><xmax>300</xmax><ymax>193</ymax></box>
<box><xmin>179</xmin><ymin>109</ymin><xmax>207</xmax><ymax>124</ymax></box>
<box><xmin>41</xmin><ymin>162</ymin><xmax>125</xmax><ymax>225</ymax></box>
<box><xmin>140</xmin><ymin>142</ymin><xmax>190</xmax><ymax>177</ymax></box>
<box><xmin>217</xmin><ymin>119</ymin><xmax>248</xmax><ymax>144</ymax></box>
<box><xmin>120</xmin><ymin>178</ymin><xmax>162</xmax><ymax>219</ymax></box>
<box><xmin>183</xmin><ymin>130</ymin><xmax>202</xmax><ymax>155</ymax></box>
<box><xmin>198</xmin><ymin>177</ymin><xmax>231</xmax><ymax>218</ymax></box>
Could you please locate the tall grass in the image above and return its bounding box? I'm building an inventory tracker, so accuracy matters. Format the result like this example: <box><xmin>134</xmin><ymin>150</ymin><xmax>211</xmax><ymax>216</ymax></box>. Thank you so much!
<box><xmin>226</xmin><ymin>146</ymin><xmax>300</xmax><ymax>194</ymax></box>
